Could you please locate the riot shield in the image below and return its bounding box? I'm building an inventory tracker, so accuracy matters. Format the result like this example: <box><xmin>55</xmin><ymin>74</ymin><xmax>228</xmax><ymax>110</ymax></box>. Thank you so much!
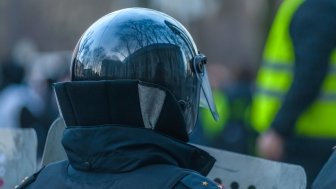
<box><xmin>194</xmin><ymin>144</ymin><xmax>307</xmax><ymax>189</ymax></box>
<box><xmin>0</xmin><ymin>128</ymin><xmax>37</xmax><ymax>189</ymax></box>
<box><xmin>41</xmin><ymin>117</ymin><xmax>67</xmax><ymax>165</ymax></box>
<box><xmin>312</xmin><ymin>150</ymin><xmax>336</xmax><ymax>189</ymax></box>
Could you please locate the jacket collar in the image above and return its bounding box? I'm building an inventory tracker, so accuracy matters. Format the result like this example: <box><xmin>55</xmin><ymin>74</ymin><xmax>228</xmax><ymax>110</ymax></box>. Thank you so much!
<box><xmin>62</xmin><ymin>125</ymin><xmax>215</xmax><ymax>176</ymax></box>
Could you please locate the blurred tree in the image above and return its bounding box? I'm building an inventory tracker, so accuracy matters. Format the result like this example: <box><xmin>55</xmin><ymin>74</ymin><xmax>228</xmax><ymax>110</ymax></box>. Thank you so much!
<box><xmin>0</xmin><ymin>0</ymin><xmax>281</xmax><ymax>77</ymax></box>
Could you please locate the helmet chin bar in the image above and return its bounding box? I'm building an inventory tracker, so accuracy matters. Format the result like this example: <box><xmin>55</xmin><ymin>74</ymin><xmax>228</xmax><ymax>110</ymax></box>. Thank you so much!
<box><xmin>191</xmin><ymin>54</ymin><xmax>220</xmax><ymax>121</ymax></box>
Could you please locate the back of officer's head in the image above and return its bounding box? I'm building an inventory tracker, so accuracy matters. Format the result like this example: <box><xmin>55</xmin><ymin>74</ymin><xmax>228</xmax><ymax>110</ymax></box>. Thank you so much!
<box><xmin>55</xmin><ymin>8</ymin><xmax>218</xmax><ymax>141</ymax></box>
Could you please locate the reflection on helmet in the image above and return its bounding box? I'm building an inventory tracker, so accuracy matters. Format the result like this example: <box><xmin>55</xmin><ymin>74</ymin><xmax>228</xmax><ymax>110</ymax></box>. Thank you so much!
<box><xmin>71</xmin><ymin>8</ymin><xmax>218</xmax><ymax>133</ymax></box>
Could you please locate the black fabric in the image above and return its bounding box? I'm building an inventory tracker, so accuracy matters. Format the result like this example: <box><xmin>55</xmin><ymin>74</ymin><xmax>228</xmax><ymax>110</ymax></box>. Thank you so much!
<box><xmin>15</xmin><ymin>167</ymin><xmax>44</xmax><ymax>189</ymax></box>
<box><xmin>25</xmin><ymin>161</ymin><xmax>193</xmax><ymax>189</ymax></box>
<box><xmin>61</xmin><ymin>125</ymin><xmax>214</xmax><ymax>175</ymax></box>
<box><xmin>54</xmin><ymin>80</ymin><xmax>144</xmax><ymax>127</ymax></box>
<box><xmin>54</xmin><ymin>80</ymin><xmax>189</xmax><ymax>141</ymax></box>
<box><xmin>271</xmin><ymin>0</ymin><xmax>336</xmax><ymax>137</ymax></box>
<box><xmin>23</xmin><ymin>125</ymin><xmax>215</xmax><ymax>189</ymax></box>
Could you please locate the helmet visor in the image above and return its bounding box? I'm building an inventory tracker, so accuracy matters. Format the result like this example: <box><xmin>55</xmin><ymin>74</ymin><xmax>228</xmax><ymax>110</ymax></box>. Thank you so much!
<box><xmin>193</xmin><ymin>55</ymin><xmax>219</xmax><ymax>121</ymax></box>
<box><xmin>199</xmin><ymin>67</ymin><xmax>219</xmax><ymax>121</ymax></box>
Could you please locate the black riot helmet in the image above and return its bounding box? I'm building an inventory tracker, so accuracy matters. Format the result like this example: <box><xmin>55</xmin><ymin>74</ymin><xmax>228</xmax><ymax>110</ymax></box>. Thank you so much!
<box><xmin>70</xmin><ymin>8</ymin><xmax>218</xmax><ymax>134</ymax></box>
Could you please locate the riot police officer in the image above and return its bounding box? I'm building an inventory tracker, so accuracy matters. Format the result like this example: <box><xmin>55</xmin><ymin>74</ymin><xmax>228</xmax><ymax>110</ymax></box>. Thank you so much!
<box><xmin>17</xmin><ymin>8</ymin><xmax>222</xmax><ymax>189</ymax></box>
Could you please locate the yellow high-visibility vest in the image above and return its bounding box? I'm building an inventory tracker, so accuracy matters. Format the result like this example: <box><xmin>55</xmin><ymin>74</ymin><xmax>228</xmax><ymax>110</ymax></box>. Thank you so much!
<box><xmin>251</xmin><ymin>0</ymin><xmax>336</xmax><ymax>138</ymax></box>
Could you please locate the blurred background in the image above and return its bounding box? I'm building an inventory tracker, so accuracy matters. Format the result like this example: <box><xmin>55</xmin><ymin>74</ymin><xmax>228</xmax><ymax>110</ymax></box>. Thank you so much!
<box><xmin>0</xmin><ymin>0</ymin><xmax>293</xmax><ymax>188</ymax></box>
<box><xmin>0</xmin><ymin>0</ymin><xmax>282</xmax><ymax>153</ymax></box>
<box><xmin>0</xmin><ymin>0</ymin><xmax>283</xmax><ymax>182</ymax></box>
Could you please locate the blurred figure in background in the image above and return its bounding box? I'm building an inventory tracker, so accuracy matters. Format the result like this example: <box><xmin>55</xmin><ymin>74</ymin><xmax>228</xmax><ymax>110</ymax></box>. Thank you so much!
<box><xmin>0</xmin><ymin>57</ymin><xmax>43</xmax><ymax>130</ymax></box>
<box><xmin>0</xmin><ymin>39</ymin><xmax>70</xmax><ymax>159</ymax></box>
<box><xmin>26</xmin><ymin>51</ymin><xmax>70</xmax><ymax>158</ymax></box>
<box><xmin>190</xmin><ymin>63</ymin><xmax>253</xmax><ymax>154</ymax></box>
<box><xmin>190</xmin><ymin>64</ymin><xmax>231</xmax><ymax>148</ymax></box>
<box><xmin>223</xmin><ymin>66</ymin><xmax>253</xmax><ymax>154</ymax></box>
<box><xmin>251</xmin><ymin>0</ymin><xmax>336</xmax><ymax>187</ymax></box>
<box><xmin>0</xmin><ymin>40</ymin><xmax>42</xmax><ymax>130</ymax></box>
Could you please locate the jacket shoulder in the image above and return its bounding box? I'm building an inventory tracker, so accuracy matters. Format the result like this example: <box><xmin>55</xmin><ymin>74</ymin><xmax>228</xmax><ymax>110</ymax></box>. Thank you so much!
<box><xmin>14</xmin><ymin>166</ymin><xmax>45</xmax><ymax>189</ymax></box>
<box><xmin>14</xmin><ymin>161</ymin><xmax>68</xmax><ymax>189</ymax></box>
<box><xmin>174</xmin><ymin>172</ymin><xmax>223</xmax><ymax>189</ymax></box>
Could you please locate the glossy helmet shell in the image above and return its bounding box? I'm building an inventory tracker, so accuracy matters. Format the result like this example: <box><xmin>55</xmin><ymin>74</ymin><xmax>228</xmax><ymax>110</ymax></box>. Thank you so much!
<box><xmin>71</xmin><ymin>8</ymin><xmax>204</xmax><ymax>133</ymax></box>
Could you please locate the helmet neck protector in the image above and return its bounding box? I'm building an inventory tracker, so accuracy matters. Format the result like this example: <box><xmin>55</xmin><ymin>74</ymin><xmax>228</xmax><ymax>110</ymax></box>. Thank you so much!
<box><xmin>54</xmin><ymin>80</ymin><xmax>189</xmax><ymax>141</ymax></box>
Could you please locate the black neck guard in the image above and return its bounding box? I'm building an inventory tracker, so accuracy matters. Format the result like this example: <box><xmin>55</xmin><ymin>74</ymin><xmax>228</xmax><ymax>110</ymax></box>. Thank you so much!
<box><xmin>54</xmin><ymin>80</ymin><xmax>189</xmax><ymax>141</ymax></box>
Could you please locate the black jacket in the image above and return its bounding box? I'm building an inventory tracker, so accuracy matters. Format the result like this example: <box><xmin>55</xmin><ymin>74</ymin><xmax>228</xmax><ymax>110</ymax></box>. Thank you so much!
<box><xmin>22</xmin><ymin>125</ymin><xmax>218</xmax><ymax>189</ymax></box>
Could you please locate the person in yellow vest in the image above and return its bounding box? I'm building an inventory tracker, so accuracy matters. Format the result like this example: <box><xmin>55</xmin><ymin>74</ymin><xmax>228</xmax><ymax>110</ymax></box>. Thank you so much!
<box><xmin>251</xmin><ymin>0</ymin><xmax>336</xmax><ymax>187</ymax></box>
